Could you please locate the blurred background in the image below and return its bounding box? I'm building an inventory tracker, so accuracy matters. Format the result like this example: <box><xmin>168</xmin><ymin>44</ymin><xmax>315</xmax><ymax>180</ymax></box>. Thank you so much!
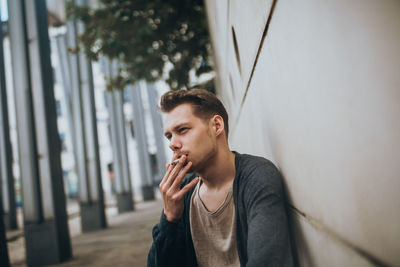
<box><xmin>1</xmin><ymin>0</ymin><xmax>399</xmax><ymax>266</ymax></box>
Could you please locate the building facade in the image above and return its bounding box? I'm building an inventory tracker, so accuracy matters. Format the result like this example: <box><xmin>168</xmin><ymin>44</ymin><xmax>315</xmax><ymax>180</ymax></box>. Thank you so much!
<box><xmin>205</xmin><ymin>1</ymin><xmax>400</xmax><ymax>266</ymax></box>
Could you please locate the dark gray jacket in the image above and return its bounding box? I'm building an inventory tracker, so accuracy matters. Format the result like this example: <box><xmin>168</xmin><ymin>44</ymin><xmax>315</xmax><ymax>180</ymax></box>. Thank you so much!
<box><xmin>147</xmin><ymin>152</ymin><xmax>294</xmax><ymax>267</ymax></box>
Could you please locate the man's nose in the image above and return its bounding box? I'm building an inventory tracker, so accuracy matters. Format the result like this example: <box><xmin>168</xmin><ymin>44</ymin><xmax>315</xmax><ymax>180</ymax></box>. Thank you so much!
<box><xmin>169</xmin><ymin>136</ymin><xmax>182</xmax><ymax>151</ymax></box>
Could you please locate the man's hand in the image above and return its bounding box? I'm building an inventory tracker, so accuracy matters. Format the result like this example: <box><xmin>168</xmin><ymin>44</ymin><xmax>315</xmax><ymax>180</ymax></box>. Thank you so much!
<box><xmin>159</xmin><ymin>154</ymin><xmax>199</xmax><ymax>222</ymax></box>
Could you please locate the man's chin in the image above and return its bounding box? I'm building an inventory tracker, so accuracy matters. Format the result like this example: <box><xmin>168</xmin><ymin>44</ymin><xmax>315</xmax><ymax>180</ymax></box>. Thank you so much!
<box><xmin>189</xmin><ymin>161</ymin><xmax>203</xmax><ymax>174</ymax></box>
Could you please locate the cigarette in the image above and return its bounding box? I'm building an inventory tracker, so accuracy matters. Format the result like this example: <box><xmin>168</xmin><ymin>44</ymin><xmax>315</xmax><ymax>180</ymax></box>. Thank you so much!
<box><xmin>171</xmin><ymin>155</ymin><xmax>189</xmax><ymax>166</ymax></box>
<box><xmin>171</xmin><ymin>158</ymin><xmax>180</xmax><ymax>166</ymax></box>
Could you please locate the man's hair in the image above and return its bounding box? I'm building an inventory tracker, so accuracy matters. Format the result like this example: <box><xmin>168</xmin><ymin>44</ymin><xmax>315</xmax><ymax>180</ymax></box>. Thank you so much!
<box><xmin>160</xmin><ymin>89</ymin><xmax>229</xmax><ymax>138</ymax></box>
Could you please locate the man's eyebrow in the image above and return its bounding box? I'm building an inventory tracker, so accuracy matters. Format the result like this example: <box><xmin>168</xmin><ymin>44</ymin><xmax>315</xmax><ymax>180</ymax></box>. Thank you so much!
<box><xmin>164</xmin><ymin>123</ymin><xmax>189</xmax><ymax>137</ymax></box>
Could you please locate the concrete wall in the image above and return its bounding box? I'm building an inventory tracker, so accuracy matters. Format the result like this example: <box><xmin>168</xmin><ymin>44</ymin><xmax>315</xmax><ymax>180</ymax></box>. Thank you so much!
<box><xmin>205</xmin><ymin>0</ymin><xmax>400</xmax><ymax>266</ymax></box>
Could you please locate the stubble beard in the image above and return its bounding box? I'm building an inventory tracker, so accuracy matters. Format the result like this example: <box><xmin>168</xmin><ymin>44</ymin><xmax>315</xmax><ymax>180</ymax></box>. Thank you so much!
<box><xmin>192</xmin><ymin>144</ymin><xmax>217</xmax><ymax>175</ymax></box>
<box><xmin>190</xmin><ymin>126</ymin><xmax>218</xmax><ymax>174</ymax></box>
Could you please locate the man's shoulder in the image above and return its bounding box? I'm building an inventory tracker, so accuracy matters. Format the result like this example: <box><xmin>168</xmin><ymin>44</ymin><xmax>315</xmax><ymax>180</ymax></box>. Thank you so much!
<box><xmin>235</xmin><ymin>152</ymin><xmax>283</xmax><ymax>195</ymax></box>
<box><xmin>236</xmin><ymin>152</ymin><xmax>278</xmax><ymax>173</ymax></box>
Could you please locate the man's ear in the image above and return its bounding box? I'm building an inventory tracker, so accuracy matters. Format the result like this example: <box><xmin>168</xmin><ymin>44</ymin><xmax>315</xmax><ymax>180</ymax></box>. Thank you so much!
<box><xmin>211</xmin><ymin>115</ymin><xmax>225</xmax><ymax>137</ymax></box>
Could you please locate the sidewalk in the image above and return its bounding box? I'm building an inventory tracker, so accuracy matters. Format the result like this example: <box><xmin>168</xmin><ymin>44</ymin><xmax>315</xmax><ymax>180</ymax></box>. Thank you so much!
<box><xmin>7</xmin><ymin>199</ymin><xmax>163</xmax><ymax>267</ymax></box>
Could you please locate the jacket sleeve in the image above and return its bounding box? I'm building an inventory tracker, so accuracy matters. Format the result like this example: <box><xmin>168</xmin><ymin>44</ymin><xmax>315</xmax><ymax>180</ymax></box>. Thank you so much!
<box><xmin>147</xmin><ymin>212</ymin><xmax>186</xmax><ymax>267</ymax></box>
<box><xmin>244</xmin><ymin>165</ymin><xmax>294</xmax><ymax>267</ymax></box>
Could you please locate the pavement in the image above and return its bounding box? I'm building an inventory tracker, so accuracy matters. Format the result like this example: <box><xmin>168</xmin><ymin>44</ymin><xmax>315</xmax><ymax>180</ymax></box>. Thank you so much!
<box><xmin>6</xmin><ymin>198</ymin><xmax>163</xmax><ymax>267</ymax></box>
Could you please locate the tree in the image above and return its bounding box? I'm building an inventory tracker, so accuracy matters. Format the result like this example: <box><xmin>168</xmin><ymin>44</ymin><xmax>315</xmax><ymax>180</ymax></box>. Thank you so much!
<box><xmin>67</xmin><ymin>0</ymin><xmax>214</xmax><ymax>92</ymax></box>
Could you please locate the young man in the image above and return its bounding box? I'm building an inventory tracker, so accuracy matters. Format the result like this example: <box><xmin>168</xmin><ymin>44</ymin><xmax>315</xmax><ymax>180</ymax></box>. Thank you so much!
<box><xmin>147</xmin><ymin>89</ymin><xmax>294</xmax><ymax>267</ymax></box>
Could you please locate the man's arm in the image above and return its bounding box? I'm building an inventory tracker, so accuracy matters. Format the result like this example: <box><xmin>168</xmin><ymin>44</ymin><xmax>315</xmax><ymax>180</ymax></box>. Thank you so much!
<box><xmin>244</xmin><ymin>164</ymin><xmax>294</xmax><ymax>267</ymax></box>
<box><xmin>147</xmin><ymin>155</ymin><xmax>199</xmax><ymax>267</ymax></box>
<box><xmin>147</xmin><ymin>213</ymin><xmax>186</xmax><ymax>267</ymax></box>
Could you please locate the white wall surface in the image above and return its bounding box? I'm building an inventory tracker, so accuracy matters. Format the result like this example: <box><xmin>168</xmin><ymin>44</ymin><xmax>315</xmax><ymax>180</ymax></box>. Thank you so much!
<box><xmin>205</xmin><ymin>0</ymin><xmax>400</xmax><ymax>266</ymax></box>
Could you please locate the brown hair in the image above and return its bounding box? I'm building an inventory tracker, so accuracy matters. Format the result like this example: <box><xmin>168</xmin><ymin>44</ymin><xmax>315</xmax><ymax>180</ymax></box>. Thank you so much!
<box><xmin>160</xmin><ymin>89</ymin><xmax>229</xmax><ymax>138</ymax></box>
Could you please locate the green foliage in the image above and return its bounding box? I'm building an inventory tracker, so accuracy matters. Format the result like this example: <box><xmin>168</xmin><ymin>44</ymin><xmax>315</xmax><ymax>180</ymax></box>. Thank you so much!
<box><xmin>66</xmin><ymin>0</ymin><xmax>214</xmax><ymax>92</ymax></box>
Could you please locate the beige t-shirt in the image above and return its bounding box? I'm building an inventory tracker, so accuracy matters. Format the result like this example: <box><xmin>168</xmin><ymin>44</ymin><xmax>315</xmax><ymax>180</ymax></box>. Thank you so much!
<box><xmin>189</xmin><ymin>180</ymin><xmax>240</xmax><ymax>267</ymax></box>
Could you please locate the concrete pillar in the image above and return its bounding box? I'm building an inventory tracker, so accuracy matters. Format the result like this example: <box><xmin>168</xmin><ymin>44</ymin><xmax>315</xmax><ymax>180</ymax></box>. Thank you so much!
<box><xmin>129</xmin><ymin>82</ymin><xmax>155</xmax><ymax>201</ymax></box>
<box><xmin>54</xmin><ymin>34</ymin><xmax>78</xmax><ymax>180</ymax></box>
<box><xmin>66</xmin><ymin>1</ymin><xmax>106</xmax><ymax>231</ymax></box>
<box><xmin>0</xmin><ymin>193</ymin><xmax>10</xmax><ymax>267</ymax></box>
<box><xmin>76</xmin><ymin>3</ymin><xmax>107</xmax><ymax>230</ymax></box>
<box><xmin>8</xmin><ymin>0</ymin><xmax>71</xmax><ymax>265</ymax></box>
<box><xmin>0</xmin><ymin>20</ymin><xmax>17</xmax><ymax>230</ymax></box>
<box><xmin>104</xmin><ymin>59</ymin><xmax>134</xmax><ymax>212</ymax></box>
<box><xmin>66</xmin><ymin>18</ymin><xmax>91</xmax><ymax>228</ymax></box>
<box><xmin>146</xmin><ymin>83</ymin><xmax>167</xmax><ymax>183</ymax></box>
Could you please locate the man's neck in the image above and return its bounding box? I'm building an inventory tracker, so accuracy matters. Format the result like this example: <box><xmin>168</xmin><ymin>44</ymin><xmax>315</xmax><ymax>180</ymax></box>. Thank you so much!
<box><xmin>198</xmin><ymin>147</ymin><xmax>236</xmax><ymax>191</ymax></box>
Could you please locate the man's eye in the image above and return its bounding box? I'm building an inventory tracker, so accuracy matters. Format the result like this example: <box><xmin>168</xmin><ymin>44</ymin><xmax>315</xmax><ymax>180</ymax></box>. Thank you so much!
<box><xmin>179</xmin><ymin>128</ymin><xmax>188</xmax><ymax>133</ymax></box>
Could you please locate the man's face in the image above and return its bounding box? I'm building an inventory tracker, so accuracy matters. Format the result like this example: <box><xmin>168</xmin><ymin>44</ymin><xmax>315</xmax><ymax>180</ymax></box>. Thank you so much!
<box><xmin>164</xmin><ymin>103</ymin><xmax>216</xmax><ymax>173</ymax></box>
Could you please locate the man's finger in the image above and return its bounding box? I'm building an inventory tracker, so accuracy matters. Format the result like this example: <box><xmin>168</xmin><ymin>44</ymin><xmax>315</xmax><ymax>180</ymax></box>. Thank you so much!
<box><xmin>171</xmin><ymin>161</ymin><xmax>192</xmax><ymax>189</ymax></box>
<box><xmin>177</xmin><ymin>177</ymin><xmax>199</xmax><ymax>198</ymax></box>
<box><xmin>165</xmin><ymin>155</ymin><xmax>187</xmax><ymax>186</ymax></box>
<box><xmin>159</xmin><ymin>164</ymin><xmax>173</xmax><ymax>188</ymax></box>
<box><xmin>163</xmin><ymin>163</ymin><xmax>182</xmax><ymax>190</ymax></box>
